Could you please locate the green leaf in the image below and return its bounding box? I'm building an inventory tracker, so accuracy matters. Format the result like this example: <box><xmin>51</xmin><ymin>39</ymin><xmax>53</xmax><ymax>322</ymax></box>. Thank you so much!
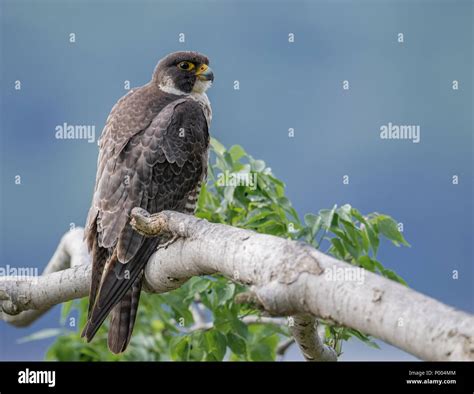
<box><xmin>347</xmin><ymin>328</ymin><xmax>380</xmax><ymax>349</ymax></box>
<box><xmin>248</xmin><ymin>332</ymin><xmax>279</xmax><ymax>361</ymax></box>
<box><xmin>330</xmin><ymin>227</ymin><xmax>358</xmax><ymax>260</ymax></box>
<box><xmin>351</xmin><ymin>208</ymin><xmax>367</xmax><ymax>224</ymax></box>
<box><xmin>210</xmin><ymin>137</ymin><xmax>226</xmax><ymax>155</ymax></box>
<box><xmin>364</xmin><ymin>223</ymin><xmax>380</xmax><ymax>256</ymax></box>
<box><xmin>320</xmin><ymin>204</ymin><xmax>337</xmax><ymax>229</ymax></box>
<box><xmin>251</xmin><ymin>159</ymin><xmax>266</xmax><ymax>172</ymax></box>
<box><xmin>357</xmin><ymin>255</ymin><xmax>376</xmax><ymax>272</ymax></box>
<box><xmin>360</xmin><ymin>226</ymin><xmax>370</xmax><ymax>253</ymax></box>
<box><xmin>331</xmin><ymin>238</ymin><xmax>346</xmax><ymax>258</ymax></box>
<box><xmin>166</xmin><ymin>294</ymin><xmax>193</xmax><ymax>325</ymax></box>
<box><xmin>304</xmin><ymin>213</ymin><xmax>317</xmax><ymax>227</ymax></box>
<box><xmin>245</xmin><ymin>208</ymin><xmax>276</xmax><ymax>225</ymax></box>
<box><xmin>374</xmin><ymin>215</ymin><xmax>410</xmax><ymax>247</ymax></box>
<box><xmin>204</xmin><ymin>330</ymin><xmax>227</xmax><ymax>360</ymax></box>
<box><xmin>188</xmin><ymin>277</ymin><xmax>211</xmax><ymax>295</ymax></box>
<box><xmin>217</xmin><ymin>283</ymin><xmax>236</xmax><ymax>306</ymax></box>
<box><xmin>229</xmin><ymin>145</ymin><xmax>246</xmax><ymax>162</ymax></box>
<box><xmin>340</xmin><ymin>220</ymin><xmax>362</xmax><ymax>256</ymax></box>
<box><xmin>231</xmin><ymin>318</ymin><xmax>249</xmax><ymax>338</ymax></box>
<box><xmin>380</xmin><ymin>268</ymin><xmax>408</xmax><ymax>286</ymax></box>
<box><xmin>337</xmin><ymin>204</ymin><xmax>352</xmax><ymax>222</ymax></box>
<box><xmin>227</xmin><ymin>333</ymin><xmax>247</xmax><ymax>356</ymax></box>
<box><xmin>170</xmin><ymin>336</ymin><xmax>190</xmax><ymax>361</ymax></box>
<box><xmin>223</xmin><ymin>152</ymin><xmax>234</xmax><ymax>169</ymax></box>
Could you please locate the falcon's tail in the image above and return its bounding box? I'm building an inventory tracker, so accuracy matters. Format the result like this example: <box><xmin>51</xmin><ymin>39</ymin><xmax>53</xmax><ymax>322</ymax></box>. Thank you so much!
<box><xmin>81</xmin><ymin>238</ymin><xmax>159</xmax><ymax>352</ymax></box>
<box><xmin>107</xmin><ymin>274</ymin><xmax>143</xmax><ymax>354</ymax></box>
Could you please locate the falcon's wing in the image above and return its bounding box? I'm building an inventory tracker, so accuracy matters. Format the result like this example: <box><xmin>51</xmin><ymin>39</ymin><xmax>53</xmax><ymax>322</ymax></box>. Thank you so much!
<box><xmin>83</xmin><ymin>93</ymin><xmax>209</xmax><ymax>344</ymax></box>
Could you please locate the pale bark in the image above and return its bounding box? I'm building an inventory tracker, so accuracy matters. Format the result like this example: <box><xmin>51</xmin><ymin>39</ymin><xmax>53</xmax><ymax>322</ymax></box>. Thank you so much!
<box><xmin>289</xmin><ymin>314</ymin><xmax>337</xmax><ymax>361</ymax></box>
<box><xmin>0</xmin><ymin>229</ymin><xmax>89</xmax><ymax>326</ymax></box>
<box><xmin>1</xmin><ymin>209</ymin><xmax>473</xmax><ymax>361</ymax></box>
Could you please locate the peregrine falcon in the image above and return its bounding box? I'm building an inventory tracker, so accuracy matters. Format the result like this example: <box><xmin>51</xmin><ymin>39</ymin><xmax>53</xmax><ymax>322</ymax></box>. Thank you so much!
<box><xmin>81</xmin><ymin>51</ymin><xmax>213</xmax><ymax>353</ymax></box>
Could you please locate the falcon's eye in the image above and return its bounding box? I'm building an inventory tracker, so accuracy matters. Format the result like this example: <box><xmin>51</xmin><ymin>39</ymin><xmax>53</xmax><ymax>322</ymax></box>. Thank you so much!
<box><xmin>177</xmin><ymin>61</ymin><xmax>195</xmax><ymax>71</ymax></box>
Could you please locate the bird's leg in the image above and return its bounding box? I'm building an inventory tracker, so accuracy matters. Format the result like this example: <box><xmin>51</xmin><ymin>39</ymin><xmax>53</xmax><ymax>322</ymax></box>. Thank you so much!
<box><xmin>130</xmin><ymin>208</ymin><xmax>169</xmax><ymax>237</ymax></box>
<box><xmin>130</xmin><ymin>208</ymin><xmax>187</xmax><ymax>249</ymax></box>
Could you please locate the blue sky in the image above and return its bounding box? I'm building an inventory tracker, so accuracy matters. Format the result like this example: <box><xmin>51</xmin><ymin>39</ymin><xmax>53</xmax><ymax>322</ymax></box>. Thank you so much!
<box><xmin>0</xmin><ymin>0</ymin><xmax>472</xmax><ymax>360</ymax></box>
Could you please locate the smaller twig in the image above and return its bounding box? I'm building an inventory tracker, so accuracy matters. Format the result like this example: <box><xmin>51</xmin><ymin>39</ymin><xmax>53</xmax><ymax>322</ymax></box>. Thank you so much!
<box><xmin>290</xmin><ymin>314</ymin><xmax>337</xmax><ymax>361</ymax></box>
<box><xmin>277</xmin><ymin>338</ymin><xmax>295</xmax><ymax>357</ymax></box>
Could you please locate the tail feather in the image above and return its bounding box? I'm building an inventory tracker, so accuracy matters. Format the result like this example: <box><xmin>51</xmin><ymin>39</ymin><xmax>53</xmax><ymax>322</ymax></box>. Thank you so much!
<box><xmin>84</xmin><ymin>218</ymin><xmax>109</xmax><ymax>318</ymax></box>
<box><xmin>81</xmin><ymin>238</ymin><xmax>159</xmax><ymax>347</ymax></box>
<box><xmin>108</xmin><ymin>273</ymin><xmax>143</xmax><ymax>354</ymax></box>
<box><xmin>88</xmin><ymin>238</ymin><xmax>109</xmax><ymax>317</ymax></box>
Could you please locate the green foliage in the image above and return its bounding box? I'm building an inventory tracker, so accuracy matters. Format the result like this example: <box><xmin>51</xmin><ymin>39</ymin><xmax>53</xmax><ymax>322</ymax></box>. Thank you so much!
<box><xmin>34</xmin><ymin>139</ymin><xmax>409</xmax><ymax>360</ymax></box>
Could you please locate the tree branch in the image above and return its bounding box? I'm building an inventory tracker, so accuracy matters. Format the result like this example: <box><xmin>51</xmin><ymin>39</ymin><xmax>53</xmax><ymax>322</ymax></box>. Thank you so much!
<box><xmin>0</xmin><ymin>229</ymin><xmax>89</xmax><ymax>326</ymax></box>
<box><xmin>290</xmin><ymin>314</ymin><xmax>337</xmax><ymax>361</ymax></box>
<box><xmin>1</xmin><ymin>209</ymin><xmax>473</xmax><ymax>361</ymax></box>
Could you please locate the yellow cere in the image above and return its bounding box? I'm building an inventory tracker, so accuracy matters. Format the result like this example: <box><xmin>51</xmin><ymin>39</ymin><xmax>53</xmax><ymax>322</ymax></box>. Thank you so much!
<box><xmin>195</xmin><ymin>64</ymin><xmax>209</xmax><ymax>75</ymax></box>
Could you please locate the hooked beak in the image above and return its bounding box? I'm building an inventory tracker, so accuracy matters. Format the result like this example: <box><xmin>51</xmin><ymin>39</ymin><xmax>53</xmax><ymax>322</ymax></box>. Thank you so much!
<box><xmin>195</xmin><ymin>64</ymin><xmax>214</xmax><ymax>82</ymax></box>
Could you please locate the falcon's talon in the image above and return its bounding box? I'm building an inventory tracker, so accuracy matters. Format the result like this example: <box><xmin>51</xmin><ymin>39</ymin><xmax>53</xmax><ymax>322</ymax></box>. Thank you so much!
<box><xmin>156</xmin><ymin>234</ymin><xmax>180</xmax><ymax>251</ymax></box>
<box><xmin>131</xmin><ymin>207</ymin><xmax>151</xmax><ymax>221</ymax></box>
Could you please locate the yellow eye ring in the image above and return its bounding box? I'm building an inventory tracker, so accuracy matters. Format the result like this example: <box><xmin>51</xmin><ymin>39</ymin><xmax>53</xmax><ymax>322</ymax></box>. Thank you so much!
<box><xmin>177</xmin><ymin>61</ymin><xmax>195</xmax><ymax>71</ymax></box>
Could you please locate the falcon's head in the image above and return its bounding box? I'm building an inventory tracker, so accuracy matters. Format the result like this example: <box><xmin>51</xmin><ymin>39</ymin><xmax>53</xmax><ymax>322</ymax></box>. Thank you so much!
<box><xmin>153</xmin><ymin>51</ymin><xmax>214</xmax><ymax>95</ymax></box>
